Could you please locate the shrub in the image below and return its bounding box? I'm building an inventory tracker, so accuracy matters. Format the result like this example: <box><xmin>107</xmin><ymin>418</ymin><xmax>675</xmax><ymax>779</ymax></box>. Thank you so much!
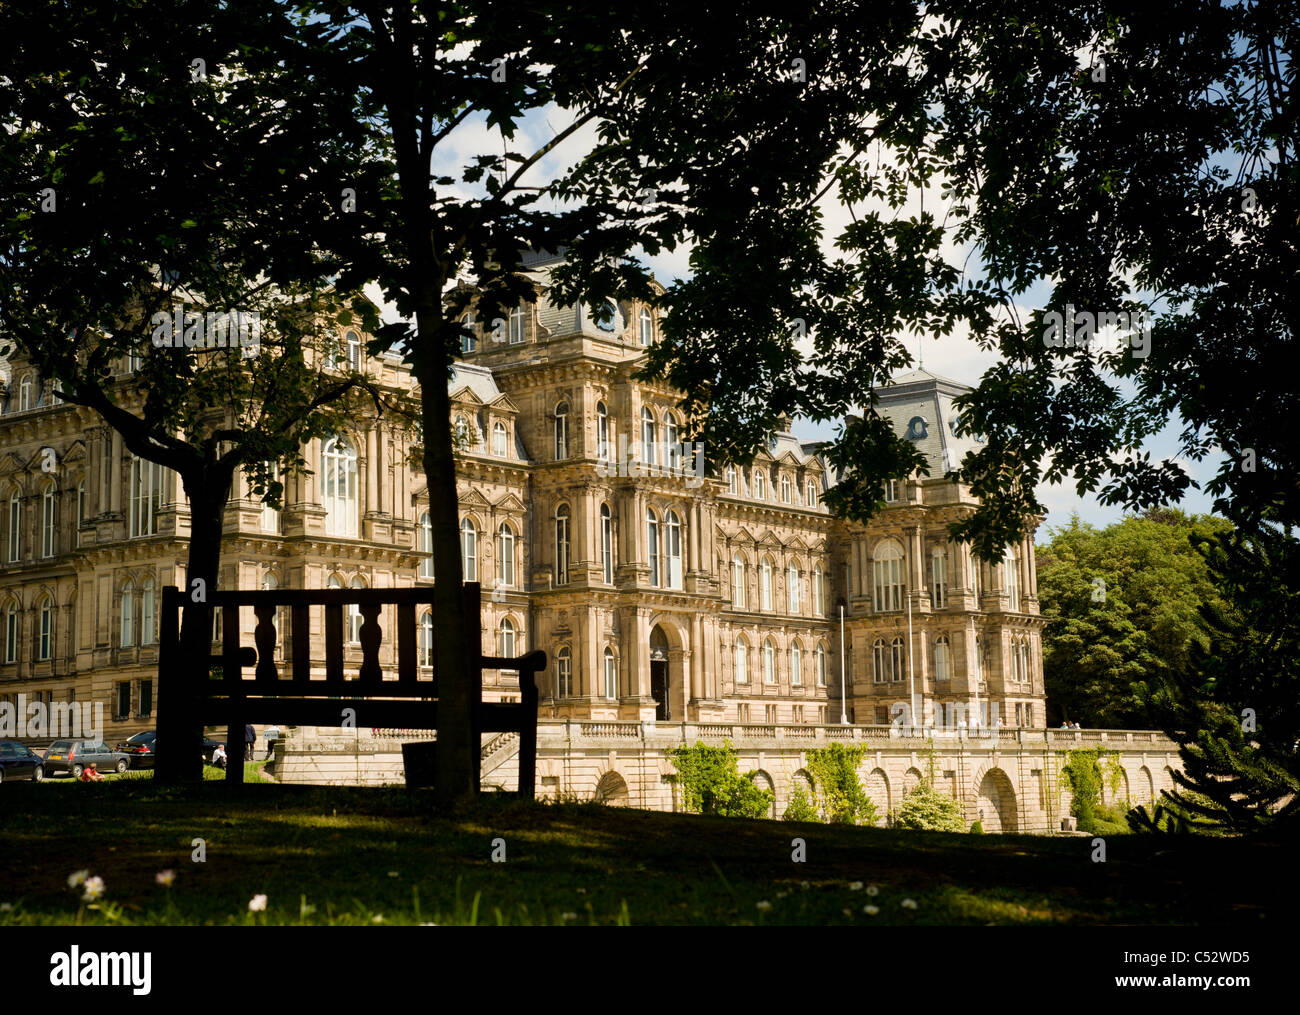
<box><xmin>969</xmin><ymin>820</ymin><xmax>984</xmax><ymax>834</ymax></box>
<box><xmin>782</xmin><ymin>786</ymin><xmax>819</xmax><ymax>823</ymax></box>
<box><xmin>668</xmin><ymin>741</ymin><xmax>774</xmax><ymax>819</ymax></box>
<box><xmin>896</xmin><ymin>780</ymin><xmax>967</xmax><ymax>832</ymax></box>
<box><xmin>805</xmin><ymin>743</ymin><xmax>878</xmax><ymax>825</ymax></box>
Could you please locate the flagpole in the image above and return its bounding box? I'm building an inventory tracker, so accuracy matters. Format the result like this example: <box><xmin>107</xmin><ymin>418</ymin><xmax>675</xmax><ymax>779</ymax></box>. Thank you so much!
<box><xmin>839</xmin><ymin>605</ymin><xmax>848</xmax><ymax>724</ymax></box>
<box><xmin>907</xmin><ymin>585</ymin><xmax>916</xmax><ymax>735</ymax></box>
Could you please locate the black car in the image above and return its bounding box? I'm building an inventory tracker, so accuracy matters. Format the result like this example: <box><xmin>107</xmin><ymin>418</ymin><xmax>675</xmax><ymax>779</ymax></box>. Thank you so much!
<box><xmin>42</xmin><ymin>739</ymin><xmax>131</xmax><ymax>778</ymax></box>
<box><xmin>113</xmin><ymin>729</ymin><xmax>225</xmax><ymax>769</ymax></box>
<box><xmin>0</xmin><ymin>739</ymin><xmax>46</xmax><ymax>783</ymax></box>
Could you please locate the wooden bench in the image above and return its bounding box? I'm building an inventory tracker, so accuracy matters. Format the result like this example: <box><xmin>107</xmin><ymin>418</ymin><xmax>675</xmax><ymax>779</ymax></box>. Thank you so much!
<box><xmin>157</xmin><ymin>583</ymin><xmax>542</xmax><ymax>795</ymax></box>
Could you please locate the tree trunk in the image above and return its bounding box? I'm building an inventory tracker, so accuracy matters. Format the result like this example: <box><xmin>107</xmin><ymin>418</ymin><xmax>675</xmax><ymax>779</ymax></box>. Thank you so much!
<box><xmin>154</xmin><ymin>467</ymin><xmax>230</xmax><ymax>784</ymax></box>
<box><xmin>412</xmin><ymin>322</ymin><xmax>476</xmax><ymax>807</ymax></box>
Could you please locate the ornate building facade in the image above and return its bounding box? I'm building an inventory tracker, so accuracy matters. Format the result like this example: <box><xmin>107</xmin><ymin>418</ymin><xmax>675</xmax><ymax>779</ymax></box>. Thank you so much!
<box><xmin>0</xmin><ymin>255</ymin><xmax>1045</xmax><ymax>742</ymax></box>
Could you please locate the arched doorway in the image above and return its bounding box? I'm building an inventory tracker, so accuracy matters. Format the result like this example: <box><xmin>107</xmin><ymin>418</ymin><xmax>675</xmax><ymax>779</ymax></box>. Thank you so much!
<box><xmin>594</xmin><ymin>771</ymin><xmax>630</xmax><ymax>806</ymax></box>
<box><xmin>650</xmin><ymin>625</ymin><xmax>671</xmax><ymax>721</ymax></box>
<box><xmin>976</xmin><ymin>768</ymin><xmax>1019</xmax><ymax>833</ymax></box>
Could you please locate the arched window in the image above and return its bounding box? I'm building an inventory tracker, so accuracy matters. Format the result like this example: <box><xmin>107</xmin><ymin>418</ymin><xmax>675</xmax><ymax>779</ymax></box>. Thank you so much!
<box><xmin>603</xmin><ymin>646</ymin><xmax>617</xmax><ymax>699</ymax></box>
<box><xmin>345</xmin><ymin>330</ymin><xmax>361</xmax><ymax>370</ymax></box>
<box><xmin>6</xmin><ymin>492</ymin><xmax>18</xmax><ymax>562</ymax></box>
<box><xmin>733</xmin><ymin>637</ymin><xmax>749</xmax><ymax>684</ymax></box>
<box><xmin>890</xmin><ymin>636</ymin><xmax>905</xmax><ymax>682</ymax></box>
<box><xmin>18</xmin><ymin>374</ymin><xmax>32</xmax><ymax>411</ymax></box>
<box><xmin>556</xmin><ymin>645</ymin><xmax>572</xmax><ymax>697</ymax></box>
<box><xmin>498</xmin><ymin>616</ymin><xmax>517</xmax><ymax>658</ymax></box>
<box><xmin>873</xmin><ymin>638</ymin><xmax>888</xmax><ymax>683</ymax></box>
<box><xmin>807</xmin><ymin>480</ymin><xmax>819</xmax><ymax>507</ymax></box>
<box><xmin>554</xmin><ymin>506</ymin><xmax>570</xmax><ymax>586</ymax></box>
<box><xmin>731</xmin><ymin>554</ymin><xmax>746</xmax><ymax>609</ymax></box>
<box><xmin>931</xmin><ymin>548</ymin><xmax>948</xmax><ymax>608</ymax></box>
<box><xmin>760</xmin><ymin>557</ymin><xmax>773</xmax><ymax>611</ymax></box>
<box><xmin>646</xmin><ymin>509</ymin><xmax>660</xmax><ymax>587</ymax></box>
<box><xmin>816</xmin><ymin>643</ymin><xmax>827</xmax><ymax>686</ymax></box>
<box><xmin>873</xmin><ymin>540</ymin><xmax>904</xmax><ymax>612</ymax></box>
<box><xmin>418</xmin><ymin>610</ymin><xmax>434</xmax><ymax>667</ymax></box>
<box><xmin>787</xmin><ymin>563</ymin><xmax>800</xmax><ymax>613</ymax></box>
<box><xmin>664</xmin><ymin>412</ymin><xmax>680</xmax><ymax>470</ymax></box>
<box><xmin>726</xmin><ymin>466</ymin><xmax>737</xmax><ymax>494</ymax></box>
<box><xmin>1005</xmin><ymin>548</ymin><xmax>1020</xmax><ymax>609</ymax></box>
<box><xmin>665</xmin><ymin>511</ymin><xmax>682</xmax><ymax>589</ymax></box>
<box><xmin>460</xmin><ymin>313</ymin><xmax>477</xmax><ymax>354</ymax></box>
<box><xmin>554</xmin><ymin>402</ymin><xmax>569</xmax><ymax>460</ymax></box>
<box><xmin>641</xmin><ymin>407</ymin><xmax>656</xmax><ymax>468</ymax></box>
<box><xmin>41</xmin><ymin>482</ymin><xmax>55</xmax><ymax>558</ymax></box>
<box><xmin>762</xmin><ymin>638</ymin><xmax>776</xmax><ymax>685</ymax></box>
<box><xmin>454</xmin><ymin>416</ymin><xmax>470</xmax><ymax>448</ymax></box>
<box><xmin>460</xmin><ymin>518</ymin><xmax>478</xmax><ymax>582</ymax></box>
<box><xmin>492</xmin><ymin>421</ymin><xmax>508</xmax><ymax>458</ymax></box>
<box><xmin>1021</xmin><ymin>638</ymin><xmax>1031</xmax><ymax>685</ymax></box>
<box><xmin>754</xmin><ymin>469</ymin><xmax>766</xmax><ymax>500</ymax></box>
<box><xmin>780</xmin><ymin>474</ymin><xmax>791</xmax><ymax>504</ymax></box>
<box><xmin>812</xmin><ymin>566</ymin><xmax>825</xmax><ymax>615</ymax></box>
<box><xmin>141</xmin><ymin>578</ymin><xmax>156</xmax><ymax>646</ymax></box>
<box><xmin>790</xmin><ymin>641</ymin><xmax>803</xmax><ymax>686</ymax></box>
<box><xmin>348</xmin><ymin>576</ymin><xmax>365</xmax><ymax>643</ymax></box>
<box><xmin>935</xmin><ymin>635</ymin><xmax>951</xmax><ymax>681</ymax></box>
<box><xmin>418</xmin><ymin>511</ymin><xmax>434</xmax><ymax>579</ymax></box>
<box><xmin>639</xmin><ymin>306</ymin><xmax>653</xmax><ymax>346</ymax></box>
<box><xmin>3</xmin><ymin>600</ymin><xmax>16</xmax><ymax>663</ymax></box>
<box><xmin>508</xmin><ymin>304</ymin><xmax>526</xmax><ymax>344</ymax></box>
<box><xmin>600</xmin><ymin>504</ymin><xmax>614</xmax><ymax>584</ymax></box>
<box><xmin>38</xmin><ymin>595</ymin><xmax>53</xmax><ymax>660</ymax></box>
<box><xmin>496</xmin><ymin>523</ymin><xmax>515</xmax><ymax>588</ymax></box>
<box><xmin>596</xmin><ymin>402</ymin><xmax>609</xmax><ymax>461</ymax></box>
<box><xmin>120</xmin><ymin>581</ymin><xmax>135</xmax><ymax>648</ymax></box>
<box><xmin>321</xmin><ymin>436</ymin><xmax>358</xmax><ymax>537</ymax></box>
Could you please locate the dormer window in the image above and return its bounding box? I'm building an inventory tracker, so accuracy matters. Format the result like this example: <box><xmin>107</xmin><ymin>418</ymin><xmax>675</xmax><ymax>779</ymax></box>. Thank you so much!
<box><xmin>509</xmin><ymin>305</ymin><xmax>526</xmax><ymax>344</ymax></box>
<box><xmin>492</xmin><ymin>421</ymin><xmax>508</xmax><ymax>457</ymax></box>
<box><xmin>639</xmin><ymin>307</ymin><xmax>653</xmax><ymax>346</ymax></box>
<box><xmin>906</xmin><ymin>416</ymin><xmax>928</xmax><ymax>440</ymax></box>
<box><xmin>345</xmin><ymin>330</ymin><xmax>361</xmax><ymax>370</ymax></box>
<box><xmin>884</xmin><ymin>479</ymin><xmax>900</xmax><ymax>502</ymax></box>
<box><xmin>806</xmin><ymin>480</ymin><xmax>818</xmax><ymax>507</ymax></box>
<box><xmin>754</xmin><ymin>469</ymin><xmax>767</xmax><ymax>500</ymax></box>
<box><xmin>461</xmin><ymin>313</ymin><xmax>477</xmax><ymax>354</ymax></box>
<box><xmin>780</xmin><ymin>474</ymin><xmax>791</xmax><ymax>504</ymax></box>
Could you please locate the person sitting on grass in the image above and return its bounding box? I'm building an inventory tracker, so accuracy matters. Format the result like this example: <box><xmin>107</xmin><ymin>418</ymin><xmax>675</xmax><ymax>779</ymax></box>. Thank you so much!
<box><xmin>212</xmin><ymin>743</ymin><xmax>227</xmax><ymax>771</ymax></box>
<box><xmin>80</xmin><ymin>763</ymin><xmax>104</xmax><ymax>782</ymax></box>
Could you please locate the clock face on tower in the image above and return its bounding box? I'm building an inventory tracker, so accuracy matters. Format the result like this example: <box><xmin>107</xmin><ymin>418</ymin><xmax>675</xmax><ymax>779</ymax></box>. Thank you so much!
<box><xmin>594</xmin><ymin>301</ymin><xmax>617</xmax><ymax>331</ymax></box>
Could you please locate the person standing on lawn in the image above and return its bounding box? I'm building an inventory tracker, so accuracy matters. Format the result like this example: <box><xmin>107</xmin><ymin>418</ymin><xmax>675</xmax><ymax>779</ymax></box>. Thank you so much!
<box><xmin>244</xmin><ymin>724</ymin><xmax>256</xmax><ymax>761</ymax></box>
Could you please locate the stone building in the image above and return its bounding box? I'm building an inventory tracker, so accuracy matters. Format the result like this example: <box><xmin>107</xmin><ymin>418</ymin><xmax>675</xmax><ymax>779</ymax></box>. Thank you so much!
<box><xmin>0</xmin><ymin>253</ymin><xmax>1045</xmax><ymax>743</ymax></box>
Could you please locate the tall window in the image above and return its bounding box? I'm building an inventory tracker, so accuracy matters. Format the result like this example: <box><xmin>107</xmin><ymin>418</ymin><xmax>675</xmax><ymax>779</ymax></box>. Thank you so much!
<box><xmin>647</xmin><ymin>509</ymin><xmax>659</xmax><ymax>586</ymax></box>
<box><xmin>974</xmin><ymin>634</ymin><xmax>984</xmax><ymax>685</ymax></box>
<box><xmin>321</xmin><ymin>437</ymin><xmax>358</xmax><ymax>537</ymax></box>
<box><xmin>665</xmin><ymin>511</ymin><xmax>682</xmax><ymax>589</ymax></box>
<box><xmin>348</xmin><ymin>576</ymin><xmax>365</xmax><ymax>644</ymax></box>
<box><xmin>1021</xmin><ymin>639</ymin><xmax>1031</xmax><ymax>685</ymax></box>
<box><xmin>345</xmin><ymin>330</ymin><xmax>361</xmax><ymax>370</ymax></box>
<box><xmin>754</xmin><ymin>469</ymin><xmax>766</xmax><ymax>499</ymax></box>
<box><xmin>639</xmin><ymin>306</ymin><xmax>653</xmax><ymax>346</ymax></box>
<box><xmin>780</xmin><ymin>474</ymin><xmax>791</xmax><ymax>503</ymax></box>
<box><xmin>733</xmin><ymin>637</ymin><xmax>749</xmax><ymax>683</ymax></box>
<box><xmin>890</xmin><ymin>636</ymin><xmax>905</xmax><ymax>682</ymax></box>
<box><xmin>496</xmin><ymin>523</ymin><xmax>515</xmax><ymax>588</ymax></box>
<box><xmin>1005</xmin><ymin>549</ymin><xmax>1020</xmax><ymax>610</ymax></box>
<box><xmin>596</xmin><ymin>402</ymin><xmax>609</xmax><ymax>461</ymax></box>
<box><xmin>931</xmin><ymin>549</ymin><xmax>947</xmax><ymax>608</ymax></box>
<box><xmin>640</xmin><ymin>408</ymin><xmax>656</xmax><ymax>468</ymax></box>
<box><xmin>41</xmin><ymin>482</ymin><xmax>55</xmax><ymax>557</ymax></box>
<box><xmin>664</xmin><ymin>413</ymin><xmax>680</xmax><ymax>470</ymax></box>
<box><xmin>460</xmin><ymin>313</ymin><xmax>477</xmax><ymax>354</ymax></box>
<box><xmin>418</xmin><ymin>611</ymin><xmax>434</xmax><ymax>667</ymax></box>
<box><xmin>76</xmin><ymin>481</ymin><xmax>85</xmax><ymax>548</ymax></box>
<box><xmin>812</xmin><ymin>566</ymin><xmax>825</xmax><ymax>615</ymax></box>
<box><xmin>508</xmin><ymin>305</ymin><xmax>526</xmax><ymax>344</ymax></box>
<box><xmin>498</xmin><ymin>616</ymin><xmax>517</xmax><ymax>658</ymax></box>
<box><xmin>787</xmin><ymin>563</ymin><xmax>800</xmax><ymax>613</ymax></box>
<box><xmin>38</xmin><ymin>596</ymin><xmax>52</xmax><ymax>660</ymax></box>
<box><xmin>731</xmin><ymin>555</ymin><xmax>746</xmax><ymax>608</ymax></box>
<box><xmin>816</xmin><ymin>643</ymin><xmax>827</xmax><ymax>686</ymax></box>
<box><xmin>554</xmin><ymin>403</ymin><xmax>569</xmax><ymax>460</ymax></box>
<box><xmin>6</xmin><ymin>492</ymin><xmax>17</xmax><ymax>562</ymax></box>
<box><xmin>600</xmin><ymin>504</ymin><xmax>614</xmax><ymax>584</ymax></box>
<box><xmin>873</xmin><ymin>540</ymin><xmax>904</xmax><ymax>612</ymax></box>
<box><xmin>807</xmin><ymin>480</ymin><xmax>818</xmax><ymax>507</ymax></box>
<box><xmin>120</xmin><ymin>581</ymin><xmax>135</xmax><ymax>648</ymax></box>
<box><xmin>760</xmin><ymin>557</ymin><xmax>773</xmax><ymax>611</ymax></box>
<box><xmin>460</xmin><ymin>518</ymin><xmax>478</xmax><ymax>582</ymax></box>
<box><xmin>3</xmin><ymin>602</ymin><xmax>16</xmax><ymax>663</ymax></box>
<box><xmin>260</xmin><ymin>463</ymin><xmax>280</xmax><ymax>533</ymax></box>
<box><xmin>492</xmin><ymin>421</ymin><xmax>508</xmax><ymax>457</ymax></box>
<box><xmin>554</xmin><ymin>506</ymin><xmax>570</xmax><ymax>586</ymax></box>
<box><xmin>873</xmin><ymin>638</ymin><xmax>888</xmax><ymax>683</ymax></box>
<box><xmin>883</xmin><ymin>478</ymin><xmax>900</xmax><ymax>502</ymax></box>
<box><xmin>726</xmin><ymin>467</ymin><xmax>737</xmax><ymax>494</ymax></box>
<box><xmin>935</xmin><ymin>635</ymin><xmax>951</xmax><ymax>681</ymax></box>
<box><xmin>790</xmin><ymin>641</ymin><xmax>803</xmax><ymax>686</ymax></box>
<box><xmin>603</xmin><ymin>647</ymin><xmax>617</xmax><ymax>698</ymax></box>
<box><xmin>18</xmin><ymin>374</ymin><xmax>32</xmax><ymax>411</ymax></box>
<box><xmin>418</xmin><ymin>511</ymin><xmax>434</xmax><ymax>579</ymax></box>
<box><xmin>129</xmin><ymin>456</ymin><xmax>163</xmax><ymax>538</ymax></box>
<box><xmin>762</xmin><ymin>638</ymin><xmax>776</xmax><ymax>685</ymax></box>
<box><xmin>141</xmin><ymin>578</ymin><xmax>156</xmax><ymax>646</ymax></box>
<box><xmin>556</xmin><ymin>645</ymin><xmax>572</xmax><ymax>697</ymax></box>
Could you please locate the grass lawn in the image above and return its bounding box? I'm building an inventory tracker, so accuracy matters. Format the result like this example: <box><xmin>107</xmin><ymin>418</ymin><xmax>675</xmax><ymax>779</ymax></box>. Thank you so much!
<box><xmin>0</xmin><ymin>777</ymin><xmax>1287</xmax><ymax>926</ymax></box>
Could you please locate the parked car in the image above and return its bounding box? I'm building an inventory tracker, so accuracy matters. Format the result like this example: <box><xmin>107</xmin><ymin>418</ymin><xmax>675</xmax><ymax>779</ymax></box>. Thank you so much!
<box><xmin>42</xmin><ymin>740</ymin><xmax>131</xmax><ymax>778</ymax></box>
<box><xmin>113</xmin><ymin>729</ymin><xmax>225</xmax><ymax>769</ymax></box>
<box><xmin>0</xmin><ymin>739</ymin><xmax>46</xmax><ymax>783</ymax></box>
